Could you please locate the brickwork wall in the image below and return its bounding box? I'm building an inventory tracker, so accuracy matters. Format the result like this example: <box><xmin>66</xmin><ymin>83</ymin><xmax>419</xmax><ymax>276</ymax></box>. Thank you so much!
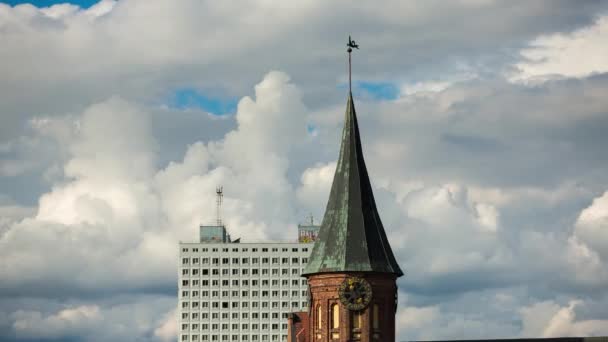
<box><xmin>306</xmin><ymin>273</ymin><xmax>397</xmax><ymax>342</ymax></box>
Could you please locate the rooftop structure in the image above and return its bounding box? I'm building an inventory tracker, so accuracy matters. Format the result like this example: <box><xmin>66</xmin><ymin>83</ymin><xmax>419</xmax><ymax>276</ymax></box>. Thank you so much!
<box><xmin>302</xmin><ymin>91</ymin><xmax>403</xmax><ymax>276</ymax></box>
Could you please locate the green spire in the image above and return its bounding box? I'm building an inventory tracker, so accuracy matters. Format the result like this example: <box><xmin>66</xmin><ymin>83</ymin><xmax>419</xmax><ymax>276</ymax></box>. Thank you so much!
<box><xmin>302</xmin><ymin>93</ymin><xmax>403</xmax><ymax>277</ymax></box>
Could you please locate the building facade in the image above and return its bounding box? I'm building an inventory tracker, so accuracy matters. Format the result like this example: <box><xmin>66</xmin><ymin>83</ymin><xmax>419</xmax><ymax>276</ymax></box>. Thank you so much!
<box><xmin>178</xmin><ymin>225</ymin><xmax>319</xmax><ymax>342</ymax></box>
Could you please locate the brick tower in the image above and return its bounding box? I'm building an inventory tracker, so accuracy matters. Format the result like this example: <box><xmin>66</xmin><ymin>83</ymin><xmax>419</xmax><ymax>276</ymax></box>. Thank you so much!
<box><xmin>301</xmin><ymin>86</ymin><xmax>403</xmax><ymax>342</ymax></box>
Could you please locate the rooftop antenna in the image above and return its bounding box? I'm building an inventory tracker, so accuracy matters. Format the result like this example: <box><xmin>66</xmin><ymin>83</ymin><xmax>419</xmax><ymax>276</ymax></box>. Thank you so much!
<box><xmin>347</xmin><ymin>35</ymin><xmax>359</xmax><ymax>93</ymax></box>
<box><xmin>309</xmin><ymin>213</ymin><xmax>314</xmax><ymax>226</ymax></box>
<box><xmin>216</xmin><ymin>186</ymin><xmax>223</xmax><ymax>226</ymax></box>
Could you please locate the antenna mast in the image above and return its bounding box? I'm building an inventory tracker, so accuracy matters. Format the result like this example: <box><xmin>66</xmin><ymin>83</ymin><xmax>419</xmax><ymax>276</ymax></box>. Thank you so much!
<box><xmin>216</xmin><ymin>186</ymin><xmax>223</xmax><ymax>226</ymax></box>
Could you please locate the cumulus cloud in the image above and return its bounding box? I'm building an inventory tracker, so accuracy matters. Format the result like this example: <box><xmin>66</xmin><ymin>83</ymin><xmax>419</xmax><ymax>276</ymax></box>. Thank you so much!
<box><xmin>513</xmin><ymin>17</ymin><xmax>608</xmax><ymax>81</ymax></box>
<box><xmin>12</xmin><ymin>305</ymin><xmax>101</xmax><ymax>339</ymax></box>
<box><xmin>2</xmin><ymin>1</ymin><xmax>608</xmax><ymax>341</ymax></box>
<box><xmin>521</xmin><ymin>301</ymin><xmax>608</xmax><ymax>338</ymax></box>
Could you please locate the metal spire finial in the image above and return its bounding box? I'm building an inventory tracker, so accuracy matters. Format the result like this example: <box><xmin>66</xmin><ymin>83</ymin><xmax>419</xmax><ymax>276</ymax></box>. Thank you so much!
<box><xmin>347</xmin><ymin>35</ymin><xmax>359</xmax><ymax>93</ymax></box>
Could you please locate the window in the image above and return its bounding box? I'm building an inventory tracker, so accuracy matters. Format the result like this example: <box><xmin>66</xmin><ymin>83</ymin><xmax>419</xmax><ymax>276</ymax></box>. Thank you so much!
<box><xmin>292</xmin><ymin>258</ymin><xmax>299</xmax><ymax>264</ymax></box>
<box><xmin>242</xmin><ymin>258</ymin><xmax>249</xmax><ymax>264</ymax></box>
<box><xmin>292</xmin><ymin>248</ymin><xmax>298</xmax><ymax>252</ymax></box>
<box><xmin>262</xmin><ymin>248</ymin><xmax>268</xmax><ymax>252</ymax></box>
<box><xmin>281</xmin><ymin>258</ymin><xmax>288</xmax><ymax>264</ymax></box>
<box><xmin>272</xmin><ymin>258</ymin><xmax>279</xmax><ymax>264</ymax></box>
<box><xmin>262</xmin><ymin>258</ymin><xmax>269</xmax><ymax>264</ymax></box>
<box><xmin>281</xmin><ymin>269</ymin><xmax>288</xmax><ymax>275</ymax></box>
<box><xmin>272</xmin><ymin>248</ymin><xmax>278</xmax><ymax>252</ymax></box>
<box><xmin>232</xmin><ymin>258</ymin><xmax>239</xmax><ymax>264</ymax></box>
<box><xmin>252</xmin><ymin>248</ymin><xmax>258</xmax><ymax>252</ymax></box>
<box><xmin>317</xmin><ymin>305</ymin><xmax>322</xmax><ymax>329</ymax></box>
<box><xmin>182</xmin><ymin>280</ymin><xmax>189</xmax><ymax>286</ymax></box>
<box><xmin>351</xmin><ymin>311</ymin><xmax>362</xmax><ymax>330</ymax></box>
<box><xmin>373</xmin><ymin>304</ymin><xmax>380</xmax><ymax>330</ymax></box>
<box><xmin>282</xmin><ymin>248</ymin><xmax>288</xmax><ymax>252</ymax></box>
<box><xmin>193</xmin><ymin>258</ymin><xmax>199</xmax><ymax>264</ymax></box>
<box><xmin>182</xmin><ymin>248</ymin><xmax>189</xmax><ymax>253</ymax></box>
<box><xmin>182</xmin><ymin>258</ymin><xmax>189</xmax><ymax>265</ymax></box>
<box><xmin>242</xmin><ymin>269</ymin><xmax>249</xmax><ymax>275</ymax></box>
<box><xmin>222</xmin><ymin>258</ymin><xmax>229</xmax><ymax>265</ymax></box>
<box><xmin>232</xmin><ymin>248</ymin><xmax>238</xmax><ymax>252</ymax></box>
<box><xmin>202</xmin><ymin>258</ymin><xmax>209</xmax><ymax>264</ymax></box>
<box><xmin>302</xmin><ymin>258</ymin><xmax>308</xmax><ymax>263</ymax></box>
<box><xmin>222</xmin><ymin>269</ymin><xmax>229</xmax><ymax>275</ymax></box>
<box><xmin>303</xmin><ymin>248</ymin><xmax>308</xmax><ymax>252</ymax></box>
<box><xmin>331</xmin><ymin>304</ymin><xmax>340</xmax><ymax>329</ymax></box>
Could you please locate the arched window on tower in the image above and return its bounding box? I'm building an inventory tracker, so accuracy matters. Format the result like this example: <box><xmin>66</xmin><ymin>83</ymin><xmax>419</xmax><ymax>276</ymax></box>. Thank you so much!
<box><xmin>372</xmin><ymin>304</ymin><xmax>381</xmax><ymax>340</ymax></box>
<box><xmin>372</xmin><ymin>304</ymin><xmax>379</xmax><ymax>330</ymax></box>
<box><xmin>351</xmin><ymin>310</ymin><xmax>362</xmax><ymax>341</ymax></box>
<box><xmin>316</xmin><ymin>304</ymin><xmax>322</xmax><ymax>330</ymax></box>
<box><xmin>331</xmin><ymin>304</ymin><xmax>340</xmax><ymax>329</ymax></box>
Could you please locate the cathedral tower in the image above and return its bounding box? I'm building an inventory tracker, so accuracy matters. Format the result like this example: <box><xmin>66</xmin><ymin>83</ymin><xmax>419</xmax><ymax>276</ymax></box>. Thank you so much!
<box><xmin>301</xmin><ymin>41</ymin><xmax>403</xmax><ymax>340</ymax></box>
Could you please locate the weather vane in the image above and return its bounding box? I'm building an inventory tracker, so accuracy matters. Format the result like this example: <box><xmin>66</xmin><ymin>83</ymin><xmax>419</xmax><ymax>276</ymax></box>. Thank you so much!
<box><xmin>347</xmin><ymin>35</ymin><xmax>359</xmax><ymax>93</ymax></box>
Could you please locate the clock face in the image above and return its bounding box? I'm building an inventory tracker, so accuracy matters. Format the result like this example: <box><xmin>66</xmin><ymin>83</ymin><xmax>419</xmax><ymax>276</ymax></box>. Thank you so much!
<box><xmin>339</xmin><ymin>277</ymin><xmax>372</xmax><ymax>311</ymax></box>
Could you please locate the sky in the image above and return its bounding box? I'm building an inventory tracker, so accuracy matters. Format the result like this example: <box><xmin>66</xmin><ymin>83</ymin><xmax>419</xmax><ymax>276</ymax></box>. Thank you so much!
<box><xmin>1</xmin><ymin>0</ymin><xmax>608</xmax><ymax>341</ymax></box>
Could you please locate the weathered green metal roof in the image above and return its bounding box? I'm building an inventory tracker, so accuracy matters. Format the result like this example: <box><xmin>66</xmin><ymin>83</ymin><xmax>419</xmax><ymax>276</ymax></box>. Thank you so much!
<box><xmin>302</xmin><ymin>93</ymin><xmax>403</xmax><ymax>277</ymax></box>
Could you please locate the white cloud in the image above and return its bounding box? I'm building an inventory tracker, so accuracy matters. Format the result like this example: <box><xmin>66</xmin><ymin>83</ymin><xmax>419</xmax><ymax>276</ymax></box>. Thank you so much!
<box><xmin>153</xmin><ymin>307</ymin><xmax>177</xmax><ymax>342</ymax></box>
<box><xmin>296</xmin><ymin>161</ymin><xmax>336</xmax><ymax>210</ymax></box>
<box><xmin>513</xmin><ymin>16</ymin><xmax>608</xmax><ymax>81</ymax></box>
<box><xmin>575</xmin><ymin>190</ymin><xmax>608</xmax><ymax>260</ymax></box>
<box><xmin>521</xmin><ymin>300</ymin><xmax>608</xmax><ymax>338</ymax></box>
<box><xmin>12</xmin><ymin>305</ymin><xmax>101</xmax><ymax>339</ymax></box>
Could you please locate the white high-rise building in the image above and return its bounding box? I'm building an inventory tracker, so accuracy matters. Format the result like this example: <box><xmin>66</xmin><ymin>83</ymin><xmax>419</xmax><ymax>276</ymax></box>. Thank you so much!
<box><xmin>178</xmin><ymin>223</ymin><xmax>318</xmax><ymax>342</ymax></box>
